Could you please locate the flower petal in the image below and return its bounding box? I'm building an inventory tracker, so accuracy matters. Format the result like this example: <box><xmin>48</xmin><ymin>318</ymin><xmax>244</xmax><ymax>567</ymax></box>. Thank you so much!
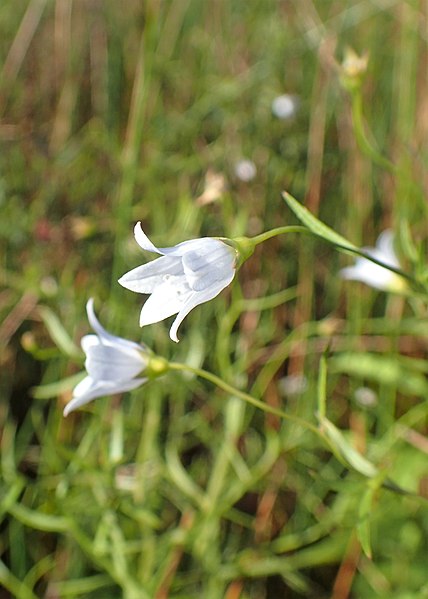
<box><xmin>118</xmin><ymin>255</ymin><xmax>183</xmax><ymax>293</ymax></box>
<box><xmin>182</xmin><ymin>240</ymin><xmax>236</xmax><ymax>291</ymax></box>
<box><xmin>373</xmin><ymin>230</ymin><xmax>399</xmax><ymax>267</ymax></box>
<box><xmin>134</xmin><ymin>222</ymin><xmax>163</xmax><ymax>254</ymax></box>
<box><xmin>340</xmin><ymin>261</ymin><xmax>394</xmax><ymax>290</ymax></box>
<box><xmin>63</xmin><ymin>376</ymin><xmax>146</xmax><ymax>416</ymax></box>
<box><xmin>85</xmin><ymin>342</ymin><xmax>146</xmax><ymax>381</ymax></box>
<box><xmin>86</xmin><ymin>299</ymin><xmax>143</xmax><ymax>351</ymax></box>
<box><xmin>158</xmin><ymin>237</ymin><xmax>216</xmax><ymax>257</ymax></box>
<box><xmin>139</xmin><ymin>279</ymin><xmax>192</xmax><ymax>327</ymax></box>
<box><xmin>133</xmin><ymin>222</ymin><xmax>200</xmax><ymax>256</ymax></box>
<box><xmin>169</xmin><ymin>272</ymin><xmax>235</xmax><ymax>342</ymax></box>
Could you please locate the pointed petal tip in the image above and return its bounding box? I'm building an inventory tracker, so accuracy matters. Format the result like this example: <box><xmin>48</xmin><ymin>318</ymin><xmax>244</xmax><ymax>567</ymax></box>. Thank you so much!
<box><xmin>134</xmin><ymin>222</ymin><xmax>160</xmax><ymax>254</ymax></box>
<box><xmin>169</xmin><ymin>320</ymin><xmax>181</xmax><ymax>343</ymax></box>
<box><xmin>63</xmin><ymin>403</ymin><xmax>73</xmax><ymax>417</ymax></box>
<box><xmin>117</xmin><ymin>272</ymin><xmax>139</xmax><ymax>291</ymax></box>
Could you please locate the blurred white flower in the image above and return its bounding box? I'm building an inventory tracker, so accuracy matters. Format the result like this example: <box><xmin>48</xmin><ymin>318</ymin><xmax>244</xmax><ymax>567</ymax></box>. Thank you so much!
<box><xmin>234</xmin><ymin>159</ymin><xmax>257</xmax><ymax>182</ymax></box>
<box><xmin>354</xmin><ymin>386</ymin><xmax>377</xmax><ymax>408</ymax></box>
<box><xmin>64</xmin><ymin>299</ymin><xmax>148</xmax><ymax>416</ymax></box>
<box><xmin>271</xmin><ymin>94</ymin><xmax>299</xmax><ymax>120</ymax></box>
<box><xmin>196</xmin><ymin>169</ymin><xmax>226</xmax><ymax>206</ymax></box>
<box><xmin>340</xmin><ymin>230</ymin><xmax>406</xmax><ymax>292</ymax></box>
<box><xmin>278</xmin><ymin>373</ymin><xmax>308</xmax><ymax>397</ymax></box>
<box><xmin>119</xmin><ymin>223</ymin><xmax>237</xmax><ymax>342</ymax></box>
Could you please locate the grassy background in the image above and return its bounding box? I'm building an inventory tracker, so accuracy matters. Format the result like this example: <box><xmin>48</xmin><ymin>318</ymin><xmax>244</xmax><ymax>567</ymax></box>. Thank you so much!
<box><xmin>1</xmin><ymin>1</ymin><xmax>427</xmax><ymax>597</ymax></box>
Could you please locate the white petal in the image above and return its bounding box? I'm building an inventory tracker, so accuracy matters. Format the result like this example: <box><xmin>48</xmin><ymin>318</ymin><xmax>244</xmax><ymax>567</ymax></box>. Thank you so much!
<box><xmin>81</xmin><ymin>334</ymin><xmax>99</xmax><ymax>353</ymax></box>
<box><xmin>340</xmin><ymin>264</ymin><xmax>372</xmax><ymax>284</ymax></box>
<box><xmin>63</xmin><ymin>376</ymin><xmax>146</xmax><ymax>416</ymax></box>
<box><xmin>134</xmin><ymin>223</ymin><xmax>200</xmax><ymax>256</ymax></box>
<box><xmin>85</xmin><ymin>343</ymin><xmax>146</xmax><ymax>381</ymax></box>
<box><xmin>139</xmin><ymin>279</ymin><xmax>192</xmax><ymax>326</ymax></box>
<box><xmin>340</xmin><ymin>262</ymin><xmax>394</xmax><ymax>290</ymax></box>
<box><xmin>182</xmin><ymin>240</ymin><xmax>236</xmax><ymax>291</ymax></box>
<box><xmin>169</xmin><ymin>272</ymin><xmax>235</xmax><ymax>342</ymax></box>
<box><xmin>86</xmin><ymin>299</ymin><xmax>143</xmax><ymax>352</ymax></box>
<box><xmin>374</xmin><ymin>230</ymin><xmax>399</xmax><ymax>267</ymax></box>
<box><xmin>158</xmin><ymin>237</ymin><xmax>216</xmax><ymax>257</ymax></box>
<box><xmin>134</xmin><ymin>224</ymin><xmax>231</xmax><ymax>260</ymax></box>
<box><xmin>134</xmin><ymin>222</ymin><xmax>163</xmax><ymax>254</ymax></box>
<box><xmin>118</xmin><ymin>255</ymin><xmax>183</xmax><ymax>293</ymax></box>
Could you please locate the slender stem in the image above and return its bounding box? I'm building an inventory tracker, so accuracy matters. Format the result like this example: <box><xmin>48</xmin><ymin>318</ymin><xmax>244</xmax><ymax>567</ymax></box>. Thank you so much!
<box><xmin>250</xmin><ymin>225</ymin><xmax>308</xmax><ymax>246</ymax></box>
<box><xmin>162</xmin><ymin>363</ymin><xmax>386</xmax><ymax>479</ymax></box>
<box><xmin>168</xmin><ymin>361</ymin><xmax>320</xmax><ymax>437</ymax></box>
<box><xmin>351</xmin><ymin>91</ymin><xmax>396</xmax><ymax>173</ymax></box>
<box><xmin>250</xmin><ymin>224</ymin><xmax>418</xmax><ymax>290</ymax></box>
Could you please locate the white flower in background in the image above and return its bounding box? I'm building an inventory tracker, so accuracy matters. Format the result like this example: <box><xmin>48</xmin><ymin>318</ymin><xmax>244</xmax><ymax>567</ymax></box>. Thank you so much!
<box><xmin>63</xmin><ymin>299</ymin><xmax>148</xmax><ymax>416</ymax></box>
<box><xmin>119</xmin><ymin>223</ymin><xmax>237</xmax><ymax>342</ymax></box>
<box><xmin>196</xmin><ymin>169</ymin><xmax>226</xmax><ymax>206</ymax></box>
<box><xmin>234</xmin><ymin>159</ymin><xmax>257</xmax><ymax>182</ymax></box>
<box><xmin>278</xmin><ymin>374</ymin><xmax>308</xmax><ymax>397</ymax></box>
<box><xmin>271</xmin><ymin>94</ymin><xmax>299</xmax><ymax>120</ymax></box>
<box><xmin>340</xmin><ymin>230</ymin><xmax>406</xmax><ymax>292</ymax></box>
<box><xmin>354</xmin><ymin>386</ymin><xmax>378</xmax><ymax>408</ymax></box>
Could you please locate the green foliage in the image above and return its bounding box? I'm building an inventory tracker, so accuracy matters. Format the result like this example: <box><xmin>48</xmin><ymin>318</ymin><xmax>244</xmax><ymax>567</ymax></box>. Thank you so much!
<box><xmin>1</xmin><ymin>1</ymin><xmax>427</xmax><ymax>598</ymax></box>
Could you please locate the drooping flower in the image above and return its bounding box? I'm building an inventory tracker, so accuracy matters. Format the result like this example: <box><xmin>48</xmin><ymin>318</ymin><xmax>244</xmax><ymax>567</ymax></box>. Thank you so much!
<box><xmin>340</xmin><ymin>230</ymin><xmax>406</xmax><ymax>292</ymax></box>
<box><xmin>63</xmin><ymin>299</ymin><xmax>148</xmax><ymax>416</ymax></box>
<box><xmin>118</xmin><ymin>223</ymin><xmax>238</xmax><ymax>342</ymax></box>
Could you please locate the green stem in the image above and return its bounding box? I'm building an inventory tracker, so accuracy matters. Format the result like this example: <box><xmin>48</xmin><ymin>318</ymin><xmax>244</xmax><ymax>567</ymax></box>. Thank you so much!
<box><xmin>168</xmin><ymin>362</ymin><xmax>320</xmax><ymax>437</ymax></box>
<box><xmin>250</xmin><ymin>225</ymin><xmax>308</xmax><ymax>246</ymax></box>
<box><xmin>351</xmin><ymin>90</ymin><xmax>396</xmax><ymax>173</ymax></box>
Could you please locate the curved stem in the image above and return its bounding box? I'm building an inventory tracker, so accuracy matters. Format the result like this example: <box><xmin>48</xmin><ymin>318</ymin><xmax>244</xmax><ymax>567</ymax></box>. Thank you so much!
<box><xmin>351</xmin><ymin>91</ymin><xmax>396</xmax><ymax>173</ymax></box>
<box><xmin>250</xmin><ymin>225</ymin><xmax>308</xmax><ymax>247</ymax></box>
<box><xmin>168</xmin><ymin>361</ymin><xmax>321</xmax><ymax>437</ymax></box>
<box><xmin>166</xmin><ymin>364</ymin><xmax>382</xmax><ymax>478</ymax></box>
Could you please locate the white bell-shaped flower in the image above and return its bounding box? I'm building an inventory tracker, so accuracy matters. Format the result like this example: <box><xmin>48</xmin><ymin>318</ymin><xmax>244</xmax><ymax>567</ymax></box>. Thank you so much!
<box><xmin>64</xmin><ymin>299</ymin><xmax>148</xmax><ymax>416</ymax></box>
<box><xmin>340</xmin><ymin>230</ymin><xmax>406</xmax><ymax>292</ymax></box>
<box><xmin>118</xmin><ymin>223</ymin><xmax>237</xmax><ymax>342</ymax></box>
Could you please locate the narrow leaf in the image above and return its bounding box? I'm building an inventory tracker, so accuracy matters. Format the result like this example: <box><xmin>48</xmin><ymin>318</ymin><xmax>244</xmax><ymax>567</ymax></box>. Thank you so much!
<box><xmin>317</xmin><ymin>350</ymin><xmax>328</xmax><ymax>420</ymax></box>
<box><xmin>282</xmin><ymin>192</ymin><xmax>358</xmax><ymax>252</ymax></box>
<box><xmin>330</xmin><ymin>353</ymin><xmax>428</xmax><ymax>397</ymax></box>
<box><xmin>38</xmin><ymin>306</ymin><xmax>83</xmax><ymax>359</ymax></box>
<box><xmin>320</xmin><ymin>417</ymin><xmax>378</xmax><ymax>478</ymax></box>
<box><xmin>8</xmin><ymin>503</ymin><xmax>69</xmax><ymax>532</ymax></box>
<box><xmin>356</xmin><ymin>481</ymin><xmax>379</xmax><ymax>558</ymax></box>
<box><xmin>31</xmin><ymin>371</ymin><xmax>85</xmax><ymax>399</ymax></box>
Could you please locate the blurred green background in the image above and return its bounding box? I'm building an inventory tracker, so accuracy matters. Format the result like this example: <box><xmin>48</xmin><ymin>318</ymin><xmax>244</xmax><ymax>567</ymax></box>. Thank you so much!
<box><xmin>1</xmin><ymin>1</ymin><xmax>427</xmax><ymax>598</ymax></box>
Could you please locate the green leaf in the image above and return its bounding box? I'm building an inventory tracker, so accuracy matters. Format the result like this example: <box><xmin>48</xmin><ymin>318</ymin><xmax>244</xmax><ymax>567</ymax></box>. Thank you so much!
<box><xmin>39</xmin><ymin>306</ymin><xmax>83</xmax><ymax>359</ymax></box>
<box><xmin>317</xmin><ymin>350</ymin><xmax>328</xmax><ymax>420</ymax></box>
<box><xmin>31</xmin><ymin>371</ymin><xmax>85</xmax><ymax>399</ymax></box>
<box><xmin>0</xmin><ymin>559</ymin><xmax>38</xmax><ymax>599</ymax></box>
<box><xmin>282</xmin><ymin>192</ymin><xmax>414</xmax><ymax>286</ymax></box>
<box><xmin>319</xmin><ymin>417</ymin><xmax>378</xmax><ymax>478</ymax></box>
<box><xmin>282</xmin><ymin>192</ymin><xmax>358</xmax><ymax>252</ymax></box>
<box><xmin>330</xmin><ymin>352</ymin><xmax>428</xmax><ymax>397</ymax></box>
<box><xmin>8</xmin><ymin>503</ymin><xmax>69</xmax><ymax>533</ymax></box>
<box><xmin>356</xmin><ymin>480</ymin><xmax>380</xmax><ymax>558</ymax></box>
<box><xmin>49</xmin><ymin>574</ymin><xmax>114</xmax><ymax>596</ymax></box>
